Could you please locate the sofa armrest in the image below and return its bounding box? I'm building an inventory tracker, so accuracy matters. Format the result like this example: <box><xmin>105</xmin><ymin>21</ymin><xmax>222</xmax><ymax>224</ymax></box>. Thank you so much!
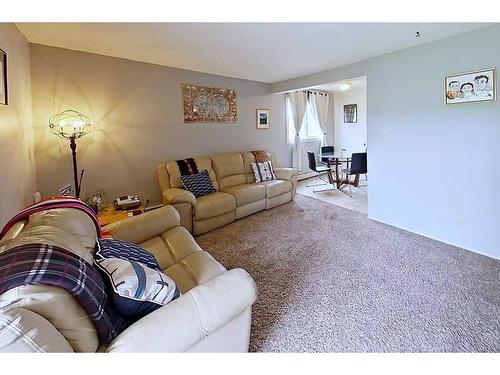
<box><xmin>103</xmin><ymin>205</ymin><xmax>180</xmax><ymax>244</ymax></box>
<box><xmin>274</xmin><ymin>167</ymin><xmax>298</xmax><ymax>181</ymax></box>
<box><xmin>162</xmin><ymin>188</ymin><xmax>196</xmax><ymax>206</ymax></box>
<box><xmin>106</xmin><ymin>268</ymin><xmax>257</xmax><ymax>353</ymax></box>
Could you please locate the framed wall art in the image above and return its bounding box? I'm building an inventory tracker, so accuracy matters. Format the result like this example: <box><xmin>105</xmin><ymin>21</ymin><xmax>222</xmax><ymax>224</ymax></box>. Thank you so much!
<box><xmin>444</xmin><ymin>67</ymin><xmax>496</xmax><ymax>105</ymax></box>
<box><xmin>344</xmin><ymin>104</ymin><xmax>357</xmax><ymax>123</ymax></box>
<box><xmin>182</xmin><ymin>84</ymin><xmax>237</xmax><ymax>123</ymax></box>
<box><xmin>256</xmin><ymin>109</ymin><xmax>270</xmax><ymax>129</ymax></box>
<box><xmin>0</xmin><ymin>48</ymin><xmax>7</xmax><ymax>106</ymax></box>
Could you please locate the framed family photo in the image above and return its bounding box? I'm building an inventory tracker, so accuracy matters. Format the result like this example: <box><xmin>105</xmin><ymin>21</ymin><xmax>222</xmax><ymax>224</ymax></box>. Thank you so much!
<box><xmin>256</xmin><ymin>109</ymin><xmax>270</xmax><ymax>129</ymax></box>
<box><xmin>0</xmin><ymin>48</ymin><xmax>7</xmax><ymax>106</ymax></box>
<box><xmin>444</xmin><ymin>67</ymin><xmax>496</xmax><ymax>105</ymax></box>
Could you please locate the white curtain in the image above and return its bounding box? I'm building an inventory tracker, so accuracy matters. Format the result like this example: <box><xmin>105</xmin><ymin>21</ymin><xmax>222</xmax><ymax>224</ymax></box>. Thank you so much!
<box><xmin>310</xmin><ymin>92</ymin><xmax>329</xmax><ymax>147</ymax></box>
<box><xmin>287</xmin><ymin>91</ymin><xmax>308</xmax><ymax>170</ymax></box>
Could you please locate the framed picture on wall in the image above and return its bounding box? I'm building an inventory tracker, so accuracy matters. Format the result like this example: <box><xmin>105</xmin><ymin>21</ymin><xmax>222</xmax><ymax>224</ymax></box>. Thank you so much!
<box><xmin>444</xmin><ymin>67</ymin><xmax>496</xmax><ymax>105</ymax></box>
<box><xmin>344</xmin><ymin>104</ymin><xmax>357</xmax><ymax>123</ymax></box>
<box><xmin>182</xmin><ymin>84</ymin><xmax>237</xmax><ymax>123</ymax></box>
<box><xmin>256</xmin><ymin>109</ymin><xmax>270</xmax><ymax>129</ymax></box>
<box><xmin>0</xmin><ymin>48</ymin><xmax>7</xmax><ymax>106</ymax></box>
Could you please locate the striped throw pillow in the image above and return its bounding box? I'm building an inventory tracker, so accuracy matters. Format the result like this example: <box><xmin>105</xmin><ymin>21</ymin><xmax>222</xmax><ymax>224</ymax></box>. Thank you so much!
<box><xmin>96</xmin><ymin>238</ymin><xmax>160</xmax><ymax>271</ymax></box>
<box><xmin>251</xmin><ymin>161</ymin><xmax>276</xmax><ymax>182</ymax></box>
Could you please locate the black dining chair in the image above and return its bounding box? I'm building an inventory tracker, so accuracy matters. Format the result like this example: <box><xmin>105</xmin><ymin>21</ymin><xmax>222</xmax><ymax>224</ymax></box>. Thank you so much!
<box><xmin>320</xmin><ymin>146</ymin><xmax>334</xmax><ymax>165</ymax></box>
<box><xmin>341</xmin><ymin>152</ymin><xmax>367</xmax><ymax>197</ymax></box>
<box><xmin>306</xmin><ymin>151</ymin><xmax>335</xmax><ymax>192</ymax></box>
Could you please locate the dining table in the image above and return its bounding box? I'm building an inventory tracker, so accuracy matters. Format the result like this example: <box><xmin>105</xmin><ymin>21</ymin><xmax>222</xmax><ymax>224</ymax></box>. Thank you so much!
<box><xmin>320</xmin><ymin>152</ymin><xmax>361</xmax><ymax>189</ymax></box>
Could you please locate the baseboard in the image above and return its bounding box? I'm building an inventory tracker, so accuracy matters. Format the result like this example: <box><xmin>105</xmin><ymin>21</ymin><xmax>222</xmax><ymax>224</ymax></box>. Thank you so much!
<box><xmin>367</xmin><ymin>215</ymin><xmax>499</xmax><ymax>261</ymax></box>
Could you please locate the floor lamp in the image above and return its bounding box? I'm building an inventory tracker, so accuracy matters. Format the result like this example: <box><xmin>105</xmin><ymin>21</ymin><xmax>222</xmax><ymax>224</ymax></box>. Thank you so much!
<box><xmin>49</xmin><ymin>110</ymin><xmax>92</xmax><ymax>198</ymax></box>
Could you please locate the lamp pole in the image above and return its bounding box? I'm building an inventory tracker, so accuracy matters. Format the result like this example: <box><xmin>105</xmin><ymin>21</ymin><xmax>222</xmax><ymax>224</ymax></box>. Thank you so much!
<box><xmin>69</xmin><ymin>135</ymin><xmax>80</xmax><ymax>198</ymax></box>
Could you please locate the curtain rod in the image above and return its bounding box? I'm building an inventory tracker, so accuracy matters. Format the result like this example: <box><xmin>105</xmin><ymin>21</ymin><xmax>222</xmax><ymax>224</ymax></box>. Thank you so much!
<box><xmin>285</xmin><ymin>90</ymin><xmax>329</xmax><ymax>96</ymax></box>
<box><xmin>300</xmin><ymin>90</ymin><xmax>328</xmax><ymax>96</ymax></box>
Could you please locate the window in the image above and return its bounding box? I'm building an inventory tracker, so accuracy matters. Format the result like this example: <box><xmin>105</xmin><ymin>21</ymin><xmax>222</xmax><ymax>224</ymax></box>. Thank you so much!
<box><xmin>286</xmin><ymin>95</ymin><xmax>323</xmax><ymax>144</ymax></box>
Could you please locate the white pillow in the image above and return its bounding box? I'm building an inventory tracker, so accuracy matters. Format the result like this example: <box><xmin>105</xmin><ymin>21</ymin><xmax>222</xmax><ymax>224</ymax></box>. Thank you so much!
<box><xmin>251</xmin><ymin>161</ymin><xmax>276</xmax><ymax>182</ymax></box>
<box><xmin>95</xmin><ymin>257</ymin><xmax>180</xmax><ymax>318</ymax></box>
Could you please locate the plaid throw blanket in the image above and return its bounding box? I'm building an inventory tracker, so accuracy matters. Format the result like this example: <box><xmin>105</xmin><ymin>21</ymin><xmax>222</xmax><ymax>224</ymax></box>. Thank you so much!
<box><xmin>176</xmin><ymin>158</ymin><xmax>199</xmax><ymax>175</ymax></box>
<box><xmin>0</xmin><ymin>243</ymin><xmax>124</xmax><ymax>343</ymax></box>
<box><xmin>0</xmin><ymin>197</ymin><xmax>102</xmax><ymax>241</ymax></box>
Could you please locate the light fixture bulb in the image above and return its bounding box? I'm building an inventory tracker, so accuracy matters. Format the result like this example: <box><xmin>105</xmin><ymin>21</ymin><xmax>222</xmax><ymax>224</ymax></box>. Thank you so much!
<box><xmin>339</xmin><ymin>82</ymin><xmax>351</xmax><ymax>91</ymax></box>
<box><xmin>49</xmin><ymin>110</ymin><xmax>92</xmax><ymax>140</ymax></box>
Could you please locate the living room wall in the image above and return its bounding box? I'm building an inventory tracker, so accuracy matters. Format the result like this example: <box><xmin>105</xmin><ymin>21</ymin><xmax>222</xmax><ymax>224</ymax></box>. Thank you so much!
<box><xmin>0</xmin><ymin>24</ymin><xmax>35</xmax><ymax>226</ymax></box>
<box><xmin>30</xmin><ymin>45</ymin><xmax>290</xmax><ymax>206</ymax></box>
<box><xmin>272</xmin><ymin>24</ymin><xmax>500</xmax><ymax>258</ymax></box>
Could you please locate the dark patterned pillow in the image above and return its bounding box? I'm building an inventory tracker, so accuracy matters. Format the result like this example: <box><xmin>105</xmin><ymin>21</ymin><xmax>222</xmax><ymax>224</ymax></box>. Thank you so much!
<box><xmin>95</xmin><ymin>257</ymin><xmax>180</xmax><ymax>318</ymax></box>
<box><xmin>96</xmin><ymin>239</ymin><xmax>160</xmax><ymax>271</ymax></box>
<box><xmin>180</xmin><ymin>169</ymin><xmax>216</xmax><ymax>198</ymax></box>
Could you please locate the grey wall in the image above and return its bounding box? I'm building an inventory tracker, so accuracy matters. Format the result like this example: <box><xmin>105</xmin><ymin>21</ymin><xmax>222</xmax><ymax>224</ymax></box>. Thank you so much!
<box><xmin>30</xmin><ymin>45</ymin><xmax>290</xmax><ymax>206</ymax></box>
<box><xmin>0</xmin><ymin>24</ymin><xmax>35</xmax><ymax>226</ymax></box>
<box><xmin>273</xmin><ymin>24</ymin><xmax>500</xmax><ymax>259</ymax></box>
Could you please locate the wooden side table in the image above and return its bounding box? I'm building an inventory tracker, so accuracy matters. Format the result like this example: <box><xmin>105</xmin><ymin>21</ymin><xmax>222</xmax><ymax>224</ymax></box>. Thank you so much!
<box><xmin>97</xmin><ymin>203</ymin><xmax>144</xmax><ymax>226</ymax></box>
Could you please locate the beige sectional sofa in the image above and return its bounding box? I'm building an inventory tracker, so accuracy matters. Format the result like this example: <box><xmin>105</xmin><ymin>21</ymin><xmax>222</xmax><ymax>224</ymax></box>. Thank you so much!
<box><xmin>0</xmin><ymin>206</ymin><xmax>257</xmax><ymax>352</ymax></box>
<box><xmin>157</xmin><ymin>151</ymin><xmax>298</xmax><ymax>235</ymax></box>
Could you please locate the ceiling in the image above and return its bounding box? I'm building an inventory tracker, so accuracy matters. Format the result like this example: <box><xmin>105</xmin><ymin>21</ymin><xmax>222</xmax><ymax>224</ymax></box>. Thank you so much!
<box><xmin>311</xmin><ymin>76</ymin><xmax>367</xmax><ymax>93</ymax></box>
<box><xmin>16</xmin><ymin>23</ymin><xmax>492</xmax><ymax>83</ymax></box>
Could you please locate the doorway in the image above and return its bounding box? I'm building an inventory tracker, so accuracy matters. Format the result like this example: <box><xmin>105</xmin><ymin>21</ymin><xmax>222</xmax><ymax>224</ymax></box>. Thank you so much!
<box><xmin>296</xmin><ymin>76</ymin><xmax>368</xmax><ymax>214</ymax></box>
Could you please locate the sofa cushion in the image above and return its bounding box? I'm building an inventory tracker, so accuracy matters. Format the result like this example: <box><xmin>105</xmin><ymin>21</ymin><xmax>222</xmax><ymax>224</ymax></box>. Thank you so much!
<box><xmin>139</xmin><ymin>226</ymin><xmax>204</xmax><ymax>270</ymax></box>
<box><xmin>0</xmin><ymin>284</ymin><xmax>99</xmax><ymax>352</ymax></box>
<box><xmin>139</xmin><ymin>236</ymin><xmax>174</xmax><ymax>270</ymax></box>
<box><xmin>103</xmin><ymin>205</ymin><xmax>181</xmax><ymax>245</ymax></box>
<box><xmin>260</xmin><ymin>179</ymin><xmax>293</xmax><ymax>198</ymax></box>
<box><xmin>222</xmin><ymin>184</ymin><xmax>266</xmax><ymax>207</ymax></box>
<box><xmin>96</xmin><ymin>238</ymin><xmax>161</xmax><ymax>271</ymax></box>
<box><xmin>211</xmin><ymin>153</ymin><xmax>246</xmax><ymax>189</ymax></box>
<box><xmin>166</xmin><ymin>156</ymin><xmax>219</xmax><ymax>190</ymax></box>
<box><xmin>180</xmin><ymin>170</ymin><xmax>216</xmax><ymax>198</ymax></box>
<box><xmin>95</xmin><ymin>258</ymin><xmax>180</xmax><ymax>318</ymax></box>
<box><xmin>194</xmin><ymin>192</ymin><xmax>236</xmax><ymax>221</ymax></box>
<box><xmin>164</xmin><ymin>251</ymin><xmax>226</xmax><ymax>294</ymax></box>
<box><xmin>2</xmin><ymin>225</ymin><xmax>94</xmax><ymax>264</ymax></box>
<box><xmin>3</xmin><ymin>208</ymin><xmax>97</xmax><ymax>265</ymax></box>
<box><xmin>0</xmin><ymin>306</ymin><xmax>74</xmax><ymax>353</ymax></box>
<box><xmin>242</xmin><ymin>152</ymin><xmax>257</xmax><ymax>183</ymax></box>
<box><xmin>24</xmin><ymin>209</ymin><xmax>97</xmax><ymax>254</ymax></box>
<box><xmin>193</xmin><ymin>212</ymin><xmax>235</xmax><ymax>236</ymax></box>
<box><xmin>0</xmin><ymin>221</ymin><xmax>27</xmax><ymax>248</ymax></box>
<box><xmin>139</xmin><ymin>227</ymin><xmax>226</xmax><ymax>294</ymax></box>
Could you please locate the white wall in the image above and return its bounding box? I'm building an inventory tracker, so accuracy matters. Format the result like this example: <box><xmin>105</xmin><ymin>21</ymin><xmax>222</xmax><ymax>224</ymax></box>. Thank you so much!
<box><xmin>271</xmin><ymin>24</ymin><xmax>500</xmax><ymax>259</ymax></box>
<box><xmin>333</xmin><ymin>88</ymin><xmax>367</xmax><ymax>154</ymax></box>
<box><xmin>0</xmin><ymin>24</ymin><xmax>35</xmax><ymax>226</ymax></box>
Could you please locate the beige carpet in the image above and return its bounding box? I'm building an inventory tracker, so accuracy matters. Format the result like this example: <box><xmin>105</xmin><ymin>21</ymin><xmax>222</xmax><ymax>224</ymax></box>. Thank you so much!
<box><xmin>196</xmin><ymin>195</ymin><xmax>500</xmax><ymax>352</ymax></box>
<box><xmin>297</xmin><ymin>178</ymin><xmax>368</xmax><ymax>214</ymax></box>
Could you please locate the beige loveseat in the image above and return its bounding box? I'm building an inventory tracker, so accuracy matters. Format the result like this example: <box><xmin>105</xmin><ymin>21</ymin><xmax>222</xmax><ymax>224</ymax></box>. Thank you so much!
<box><xmin>158</xmin><ymin>151</ymin><xmax>298</xmax><ymax>235</ymax></box>
<box><xmin>0</xmin><ymin>205</ymin><xmax>257</xmax><ymax>352</ymax></box>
